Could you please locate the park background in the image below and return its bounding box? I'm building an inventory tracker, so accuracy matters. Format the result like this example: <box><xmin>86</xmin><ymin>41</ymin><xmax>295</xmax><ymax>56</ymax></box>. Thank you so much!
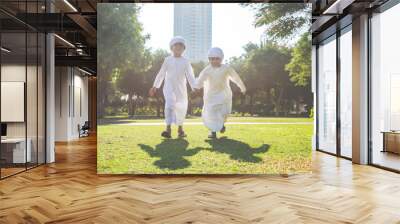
<box><xmin>97</xmin><ymin>3</ymin><xmax>314</xmax><ymax>174</ymax></box>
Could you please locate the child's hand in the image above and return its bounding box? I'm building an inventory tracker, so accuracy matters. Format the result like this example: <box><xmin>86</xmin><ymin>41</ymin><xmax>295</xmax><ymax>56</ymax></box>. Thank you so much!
<box><xmin>149</xmin><ymin>87</ymin><xmax>157</xmax><ymax>97</ymax></box>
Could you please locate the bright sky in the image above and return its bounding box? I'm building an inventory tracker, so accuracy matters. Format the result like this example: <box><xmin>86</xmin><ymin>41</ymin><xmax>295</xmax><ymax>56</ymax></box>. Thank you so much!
<box><xmin>138</xmin><ymin>3</ymin><xmax>265</xmax><ymax>61</ymax></box>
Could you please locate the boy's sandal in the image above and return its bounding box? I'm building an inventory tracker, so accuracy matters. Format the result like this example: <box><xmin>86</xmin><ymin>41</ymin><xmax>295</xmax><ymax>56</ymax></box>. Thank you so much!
<box><xmin>161</xmin><ymin>131</ymin><xmax>172</xmax><ymax>138</ymax></box>
<box><xmin>208</xmin><ymin>132</ymin><xmax>217</xmax><ymax>139</ymax></box>
<box><xmin>220</xmin><ymin>126</ymin><xmax>226</xmax><ymax>133</ymax></box>
<box><xmin>178</xmin><ymin>131</ymin><xmax>187</xmax><ymax>138</ymax></box>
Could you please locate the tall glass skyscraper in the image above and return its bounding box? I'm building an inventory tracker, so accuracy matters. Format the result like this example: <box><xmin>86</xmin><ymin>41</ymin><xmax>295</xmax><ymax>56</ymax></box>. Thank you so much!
<box><xmin>174</xmin><ymin>3</ymin><xmax>212</xmax><ymax>62</ymax></box>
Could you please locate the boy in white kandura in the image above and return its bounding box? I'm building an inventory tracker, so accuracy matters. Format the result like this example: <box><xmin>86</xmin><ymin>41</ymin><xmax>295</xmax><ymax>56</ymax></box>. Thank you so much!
<box><xmin>196</xmin><ymin>47</ymin><xmax>246</xmax><ymax>139</ymax></box>
<box><xmin>149</xmin><ymin>36</ymin><xmax>196</xmax><ymax>138</ymax></box>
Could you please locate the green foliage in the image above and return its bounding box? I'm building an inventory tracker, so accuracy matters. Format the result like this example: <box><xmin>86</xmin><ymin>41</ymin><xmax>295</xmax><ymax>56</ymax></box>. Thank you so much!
<box><xmin>191</xmin><ymin>61</ymin><xmax>207</xmax><ymax>75</ymax></box>
<box><xmin>285</xmin><ymin>33</ymin><xmax>311</xmax><ymax>87</ymax></box>
<box><xmin>309</xmin><ymin>107</ymin><xmax>314</xmax><ymax>118</ymax></box>
<box><xmin>192</xmin><ymin>107</ymin><xmax>203</xmax><ymax>116</ymax></box>
<box><xmin>239</xmin><ymin>3</ymin><xmax>313</xmax><ymax>114</ymax></box>
<box><xmin>97</xmin><ymin>3</ymin><xmax>148</xmax><ymax>117</ymax></box>
<box><xmin>243</xmin><ymin>3</ymin><xmax>311</xmax><ymax>42</ymax></box>
<box><xmin>233</xmin><ymin>42</ymin><xmax>299</xmax><ymax>116</ymax></box>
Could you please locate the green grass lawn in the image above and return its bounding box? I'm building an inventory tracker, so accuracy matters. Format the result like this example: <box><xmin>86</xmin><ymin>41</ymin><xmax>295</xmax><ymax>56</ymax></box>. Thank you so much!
<box><xmin>97</xmin><ymin>117</ymin><xmax>313</xmax><ymax>174</ymax></box>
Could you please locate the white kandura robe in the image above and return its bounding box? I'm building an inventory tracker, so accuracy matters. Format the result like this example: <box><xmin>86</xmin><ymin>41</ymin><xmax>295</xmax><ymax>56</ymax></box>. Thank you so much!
<box><xmin>153</xmin><ymin>55</ymin><xmax>196</xmax><ymax>125</ymax></box>
<box><xmin>196</xmin><ymin>64</ymin><xmax>246</xmax><ymax>132</ymax></box>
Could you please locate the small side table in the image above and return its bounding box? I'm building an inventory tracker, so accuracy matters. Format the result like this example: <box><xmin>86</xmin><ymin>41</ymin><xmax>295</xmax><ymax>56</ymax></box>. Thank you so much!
<box><xmin>381</xmin><ymin>131</ymin><xmax>400</xmax><ymax>154</ymax></box>
<box><xmin>1</xmin><ymin>138</ymin><xmax>32</xmax><ymax>164</ymax></box>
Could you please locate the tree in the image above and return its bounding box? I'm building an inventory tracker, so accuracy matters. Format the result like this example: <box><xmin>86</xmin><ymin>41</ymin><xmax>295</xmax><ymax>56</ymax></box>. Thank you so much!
<box><xmin>117</xmin><ymin>48</ymin><xmax>152</xmax><ymax>116</ymax></box>
<box><xmin>241</xmin><ymin>43</ymin><xmax>293</xmax><ymax>116</ymax></box>
<box><xmin>142</xmin><ymin>49</ymin><xmax>170</xmax><ymax>117</ymax></box>
<box><xmin>242</xmin><ymin>3</ymin><xmax>313</xmax><ymax>115</ymax></box>
<box><xmin>97</xmin><ymin>3</ymin><xmax>147</xmax><ymax>117</ymax></box>
<box><xmin>243</xmin><ymin>3</ymin><xmax>311</xmax><ymax>42</ymax></box>
<box><xmin>285</xmin><ymin>32</ymin><xmax>311</xmax><ymax>87</ymax></box>
<box><xmin>189</xmin><ymin>61</ymin><xmax>207</xmax><ymax>115</ymax></box>
<box><xmin>228</xmin><ymin>56</ymin><xmax>247</xmax><ymax>115</ymax></box>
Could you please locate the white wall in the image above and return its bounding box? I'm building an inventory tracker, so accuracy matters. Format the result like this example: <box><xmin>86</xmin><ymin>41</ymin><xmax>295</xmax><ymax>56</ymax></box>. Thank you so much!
<box><xmin>71</xmin><ymin>73</ymin><xmax>89</xmax><ymax>138</ymax></box>
<box><xmin>55</xmin><ymin>67</ymin><xmax>89</xmax><ymax>141</ymax></box>
<box><xmin>55</xmin><ymin>67</ymin><xmax>70</xmax><ymax>141</ymax></box>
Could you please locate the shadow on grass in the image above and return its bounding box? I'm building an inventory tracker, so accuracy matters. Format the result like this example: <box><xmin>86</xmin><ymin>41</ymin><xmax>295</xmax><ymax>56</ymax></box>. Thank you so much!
<box><xmin>138</xmin><ymin>137</ymin><xmax>269</xmax><ymax>170</ymax></box>
<box><xmin>205</xmin><ymin>137</ymin><xmax>269</xmax><ymax>163</ymax></box>
<box><xmin>138</xmin><ymin>139</ymin><xmax>201</xmax><ymax>170</ymax></box>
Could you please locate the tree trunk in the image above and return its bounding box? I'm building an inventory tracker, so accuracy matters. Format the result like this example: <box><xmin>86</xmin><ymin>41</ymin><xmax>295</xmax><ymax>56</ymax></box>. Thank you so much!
<box><xmin>127</xmin><ymin>94</ymin><xmax>131</xmax><ymax>116</ymax></box>
<box><xmin>98</xmin><ymin>89</ymin><xmax>108</xmax><ymax>118</ymax></box>
<box><xmin>241</xmin><ymin>94</ymin><xmax>245</xmax><ymax>116</ymax></box>
<box><xmin>98</xmin><ymin>97</ymin><xmax>105</xmax><ymax>118</ymax></box>
<box><xmin>188</xmin><ymin>98</ymin><xmax>192</xmax><ymax>116</ymax></box>
<box><xmin>161</xmin><ymin>98</ymin><xmax>165</xmax><ymax>118</ymax></box>
<box><xmin>275</xmin><ymin>87</ymin><xmax>284</xmax><ymax>116</ymax></box>
<box><xmin>128</xmin><ymin>93</ymin><xmax>135</xmax><ymax>117</ymax></box>
<box><xmin>156</xmin><ymin>97</ymin><xmax>161</xmax><ymax>117</ymax></box>
<box><xmin>132</xmin><ymin>99</ymin><xmax>136</xmax><ymax>117</ymax></box>
<box><xmin>249</xmin><ymin>94</ymin><xmax>254</xmax><ymax>116</ymax></box>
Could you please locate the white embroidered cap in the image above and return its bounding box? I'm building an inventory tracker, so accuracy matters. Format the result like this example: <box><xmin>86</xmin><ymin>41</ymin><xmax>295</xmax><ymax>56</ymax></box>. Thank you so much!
<box><xmin>169</xmin><ymin>36</ymin><xmax>186</xmax><ymax>48</ymax></box>
<box><xmin>208</xmin><ymin>47</ymin><xmax>224</xmax><ymax>59</ymax></box>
